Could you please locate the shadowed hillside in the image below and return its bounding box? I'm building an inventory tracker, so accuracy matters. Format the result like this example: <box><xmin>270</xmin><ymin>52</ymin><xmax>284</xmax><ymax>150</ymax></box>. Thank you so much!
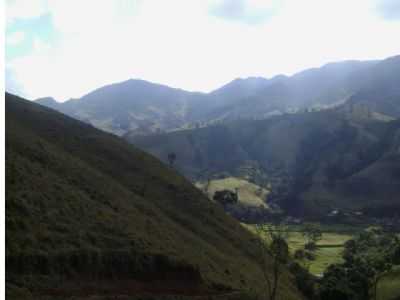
<box><xmin>349</xmin><ymin>55</ymin><xmax>400</xmax><ymax>118</ymax></box>
<box><xmin>129</xmin><ymin>107</ymin><xmax>400</xmax><ymax>218</ymax></box>
<box><xmin>5</xmin><ymin>93</ymin><xmax>303</xmax><ymax>299</ymax></box>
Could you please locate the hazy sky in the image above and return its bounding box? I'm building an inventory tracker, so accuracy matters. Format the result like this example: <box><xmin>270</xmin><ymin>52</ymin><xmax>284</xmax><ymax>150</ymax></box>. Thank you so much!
<box><xmin>5</xmin><ymin>0</ymin><xmax>400</xmax><ymax>101</ymax></box>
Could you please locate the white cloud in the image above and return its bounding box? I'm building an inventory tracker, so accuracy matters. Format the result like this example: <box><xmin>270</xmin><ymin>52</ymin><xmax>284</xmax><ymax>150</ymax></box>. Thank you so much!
<box><xmin>6</xmin><ymin>31</ymin><xmax>25</xmax><ymax>45</ymax></box>
<box><xmin>6</xmin><ymin>0</ymin><xmax>48</xmax><ymax>24</ymax></box>
<box><xmin>209</xmin><ymin>0</ymin><xmax>282</xmax><ymax>24</ymax></box>
<box><xmin>5</xmin><ymin>67</ymin><xmax>26</xmax><ymax>97</ymax></box>
<box><xmin>5</xmin><ymin>0</ymin><xmax>400</xmax><ymax>101</ymax></box>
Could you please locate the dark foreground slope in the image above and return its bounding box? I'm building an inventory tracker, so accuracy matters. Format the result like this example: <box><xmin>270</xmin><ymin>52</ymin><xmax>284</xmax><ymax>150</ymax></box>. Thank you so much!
<box><xmin>130</xmin><ymin>108</ymin><xmax>400</xmax><ymax>218</ymax></box>
<box><xmin>5</xmin><ymin>93</ymin><xmax>302</xmax><ymax>299</ymax></box>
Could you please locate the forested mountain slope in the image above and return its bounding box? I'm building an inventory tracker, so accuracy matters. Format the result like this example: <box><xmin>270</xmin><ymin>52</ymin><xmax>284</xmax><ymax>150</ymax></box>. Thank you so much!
<box><xmin>130</xmin><ymin>107</ymin><xmax>400</xmax><ymax>218</ymax></box>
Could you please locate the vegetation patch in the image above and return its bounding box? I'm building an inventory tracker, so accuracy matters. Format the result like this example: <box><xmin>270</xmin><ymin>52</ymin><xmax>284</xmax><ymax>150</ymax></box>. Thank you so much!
<box><xmin>244</xmin><ymin>224</ymin><xmax>353</xmax><ymax>276</ymax></box>
<box><xmin>377</xmin><ymin>266</ymin><xmax>400</xmax><ymax>300</ymax></box>
<box><xmin>196</xmin><ymin>177</ymin><xmax>269</xmax><ymax>208</ymax></box>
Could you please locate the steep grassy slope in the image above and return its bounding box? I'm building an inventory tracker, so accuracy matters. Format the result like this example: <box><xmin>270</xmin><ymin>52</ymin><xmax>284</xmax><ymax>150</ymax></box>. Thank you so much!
<box><xmin>5</xmin><ymin>93</ymin><xmax>303</xmax><ymax>299</ymax></box>
<box><xmin>130</xmin><ymin>108</ymin><xmax>400</xmax><ymax>217</ymax></box>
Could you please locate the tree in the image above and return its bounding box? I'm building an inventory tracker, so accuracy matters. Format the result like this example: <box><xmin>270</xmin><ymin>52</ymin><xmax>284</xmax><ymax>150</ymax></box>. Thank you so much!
<box><xmin>288</xmin><ymin>262</ymin><xmax>316</xmax><ymax>299</ymax></box>
<box><xmin>319</xmin><ymin>227</ymin><xmax>399</xmax><ymax>300</ymax></box>
<box><xmin>254</xmin><ymin>223</ymin><xmax>290</xmax><ymax>300</ymax></box>
<box><xmin>213</xmin><ymin>190</ymin><xmax>238</xmax><ymax>206</ymax></box>
<box><xmin>319</xmin><ymin>264</ymin><xmax>353</xmax><ymax>300</ymax></box>
<box><xmin>167</xmin><ymin>152</ymin><xmax>176</xmax><ymax>167</ymax></box>
<box><xmin>302</xmin><ymin>223</ymin><xmax>322</xmax><ymax>251</ymax></box>
<box><xmin>204</xmin><ymin>177</ymin><xmax>211</xmax><ymax>194</ymax></box>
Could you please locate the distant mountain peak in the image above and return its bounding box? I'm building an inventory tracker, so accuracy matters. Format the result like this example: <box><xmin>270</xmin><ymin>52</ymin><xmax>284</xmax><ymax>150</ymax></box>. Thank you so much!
<box><xmin>33</xmin><ymin>55</ymin><xmax>400</xmax><ymax>137</ymax></box>
<box><xmin>35</xmin><ymin>97</ymin><xmax>60</xmax><ymax>109</ymax></box>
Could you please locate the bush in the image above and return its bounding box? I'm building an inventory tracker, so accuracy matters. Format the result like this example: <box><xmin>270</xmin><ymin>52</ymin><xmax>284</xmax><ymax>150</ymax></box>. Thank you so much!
<box><xmin>213</xmin><ymin>190</ymin><xmax>238</xmax><ymax>206</ymax></box>
<box><xmin>294</xmin><ymin>249</ymin><xmax>306</xmax><ymax>260</ymax></box>
<box><xmin>305</xmin><ymin>251</ymin><xmax>316</xmax><ymax>261</ymax></box>
<box><xmin>305</xmin><ymin>242</ymin><xmax>317</xmax><ymax>251</ymax></box>
<box><xmin>289</xmin><ymin>262</ymin><xmax>316</xmax><ymax>299</ymax></box>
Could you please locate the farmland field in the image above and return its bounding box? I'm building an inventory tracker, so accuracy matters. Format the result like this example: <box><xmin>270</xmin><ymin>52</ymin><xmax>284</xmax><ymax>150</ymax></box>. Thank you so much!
<box><xmin>287</xmin><ymin>231</ymin><xmax>352</xmax><ymax>276</ymax></box>
<box><xmin>244</xmin><ymin>224</ymin><xmax>353</xmax><ymax>276</ymax></box>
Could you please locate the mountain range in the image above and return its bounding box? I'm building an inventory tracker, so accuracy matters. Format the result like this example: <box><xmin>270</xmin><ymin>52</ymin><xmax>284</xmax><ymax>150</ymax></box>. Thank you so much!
<box><xmin>30</xmin><ymin>55</ymin><xmax>400</xmax><ymax>219</ymax></box>
<box><xmin>6</xmin><ymin>52</ymin><xmax>400</xmax><ymax>298</ymax></box>
<box><xmin>126</xmin><ymin>56</ymin><xmax>400</xmax><ymax>218</ymax></box>
<box><xmin>36</xmin><ymin>56</ymin><xmax>400</xmax><ymax>137</ymax></box>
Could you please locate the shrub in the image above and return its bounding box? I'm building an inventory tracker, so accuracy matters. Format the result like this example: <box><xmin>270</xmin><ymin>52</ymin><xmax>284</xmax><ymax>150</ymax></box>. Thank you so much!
<box><xmin>305</xmin><ymin>242</ymin><xmax>317</xmax><ymax>251</ymax></box>
<box><xmin>294</xmin><ymin>249</ymin><xmax>306</xmax><ymax>260</ymax></box>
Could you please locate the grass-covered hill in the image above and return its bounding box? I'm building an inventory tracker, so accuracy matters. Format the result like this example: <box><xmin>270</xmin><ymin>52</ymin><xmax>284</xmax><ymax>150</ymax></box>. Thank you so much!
<box><xmin>5</xmin><ymin>93</ymin><xmax>303</xmax><ymax>299</ymax></box>
<box><xmin>129</xmin><ymin>107</ymin><xmax>400</xmax><ymax>218</ymax></box>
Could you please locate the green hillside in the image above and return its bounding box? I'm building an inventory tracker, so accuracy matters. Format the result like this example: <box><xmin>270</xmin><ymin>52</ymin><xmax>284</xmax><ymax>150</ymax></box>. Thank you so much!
<box><xmin>5</xmin><ymin>93</ymin><xmax>303</xmax><ymax>299</ymax></box>
<box><xmin>130</xmin><ymin>108</ymin><xmax>400</xmax><ymax>218</ymax></box>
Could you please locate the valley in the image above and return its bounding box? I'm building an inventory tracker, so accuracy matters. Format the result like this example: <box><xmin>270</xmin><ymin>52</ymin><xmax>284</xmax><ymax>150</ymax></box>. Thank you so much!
<box><xmin>6</xmin><ymin>55</ymin><xmax>400</xmax><ymax>300</ymax></box>
<box><xmin>5</xmin><ymin>0</ymin><xmax>400</xmax><ymax>297</ymax></box>
<box><xmin>131</xmin><ymin>107</ymin><xmax>400</xmax><ymax>219</ymax></box>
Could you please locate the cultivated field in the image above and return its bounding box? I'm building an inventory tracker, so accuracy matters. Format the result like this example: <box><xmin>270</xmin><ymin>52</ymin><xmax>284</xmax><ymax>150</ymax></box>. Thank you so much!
<box><xmin>244</xmin><ymin>224</ymin><xmax>353</xmax><ymax>276</ymax></box>
<box><xmin>287</xmin><ymin>231</ymin><xmax>351</xmax><ymax>276</ymax></box>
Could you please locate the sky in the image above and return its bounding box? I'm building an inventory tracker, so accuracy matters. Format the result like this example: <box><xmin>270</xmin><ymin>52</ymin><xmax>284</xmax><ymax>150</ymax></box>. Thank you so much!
<box><xmin>5</xmin><ymin>0</ymin><xmax>400</xmax><ymax>101</ymax></box>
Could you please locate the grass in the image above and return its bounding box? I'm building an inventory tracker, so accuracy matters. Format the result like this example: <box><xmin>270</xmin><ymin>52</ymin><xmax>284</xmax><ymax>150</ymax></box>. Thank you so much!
<box><xmin>6</xmin><ymin>93</ymin><xmax>303</xmax><ymax>300</ymax></box>
<box><xmin>307</xmin><ymin>247</ymin><xmax>345</xmax><ymax>275</ymax></box>
<box><xmin>287</xmin><ymin>231</ymin><xmax>351</xmax><ymax>276</ymax></box>
<box><xmin>377</xmin><ymin>266</ymin><xmax>400</xmax><ymax>300</ymax></box>
<box><xmin>287</xmin><ymin>231</ymin><xmax>352</xmax><ymax>250</ymax></box>
<box><xmin>196</xmin><ymin>177</ymin><xmax>269</xmax><ymax>208</ymax></box>
<box><xmin>244</xmin><ymin>224</ymin><xmax>353</xmax><ymax>276</ymax></box>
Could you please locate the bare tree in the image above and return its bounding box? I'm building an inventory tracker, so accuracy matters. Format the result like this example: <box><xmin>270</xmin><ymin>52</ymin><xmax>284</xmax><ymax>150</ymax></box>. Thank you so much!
<box><xmin>302</xmin><ymin>222</ymin><xmax>322</xmax><ymax>251</ymax></box>
<box><xmin>254</xmin><ymin>223</ymin><xmax>290</xmax><ymax>300</ymax></box>
<box><xmin>204</xmin><ymin>177</ymin><xmax>211</xmax><ymax>194</ymax></box>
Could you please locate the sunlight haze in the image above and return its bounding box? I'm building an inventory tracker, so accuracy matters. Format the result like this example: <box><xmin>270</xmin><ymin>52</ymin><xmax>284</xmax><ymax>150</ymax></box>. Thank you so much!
<box><xmin>5</xmin><ymin>0</ymin><xmax>400</xmax><ymax>101</ymax></box>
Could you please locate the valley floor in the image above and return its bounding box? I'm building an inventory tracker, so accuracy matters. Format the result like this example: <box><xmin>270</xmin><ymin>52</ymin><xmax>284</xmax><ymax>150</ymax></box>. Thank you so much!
<box><xmin>244</xmin><ymin>223</ymin><xmax>356</xmax><ymax>276</ymax></box>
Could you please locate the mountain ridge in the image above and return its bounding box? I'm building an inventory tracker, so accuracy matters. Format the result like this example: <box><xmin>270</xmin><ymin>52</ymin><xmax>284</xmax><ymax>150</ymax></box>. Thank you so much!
<box><xmin>31</xmin><ymin>56</ymin><xmax>398</xmax><ymax>137</ymax></box>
